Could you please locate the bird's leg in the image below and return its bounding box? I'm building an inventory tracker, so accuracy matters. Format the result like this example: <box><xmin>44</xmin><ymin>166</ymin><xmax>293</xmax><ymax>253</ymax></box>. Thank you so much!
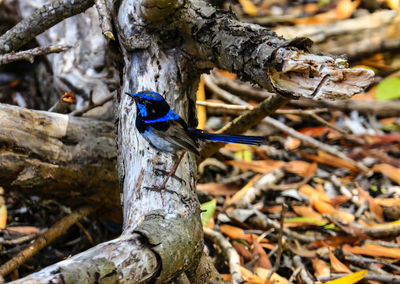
<box><xmin>147</xmin><ymin>152</ymin><xmax>186</xmax><ymax>192</ymax></box>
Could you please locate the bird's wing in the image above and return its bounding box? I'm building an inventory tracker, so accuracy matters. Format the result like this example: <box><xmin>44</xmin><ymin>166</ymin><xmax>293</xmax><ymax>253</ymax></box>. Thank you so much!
<box><xmin>150</xmin><ymin>120</ymin><xmax>200</xmax><ymax>155</ymax></box>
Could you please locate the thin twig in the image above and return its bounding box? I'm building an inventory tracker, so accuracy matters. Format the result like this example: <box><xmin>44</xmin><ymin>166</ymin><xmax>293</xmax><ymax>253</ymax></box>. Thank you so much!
<box><xmin>0</xmin><ymin>205</ymin><xmax>96</xmax><ymax>277</ymax></box>
<box><xmin>94</xmin><ymin>0</ymin><xmax>115</xmax><ymax>40</ymax></box>
<box><xmin>0</xmin><ymin>230</ymin><xmax>45</xmax><ymax>245</ymax></box>
<box><xmin>70</xmin><ymin>94</ymin><xmax>114</xmax><ymax>116</ymax></box>
<box><xmin>203</xmin><ymin>227</ymin><xmax>243</xmax><ymax>284</ymax></box>
<box><xmin>267</xmin><ymin>204</ymin><xmax>287</xmax><ymax>279</ymax></box>
<box><xmin>287</xmin><ymin>267</ymin><xmax>301</xmax><ymax>284</ymax></box>
<box><xmin>293</xmin><ymin>255</ymin><xmax>314</xmax><ymax>284</ymax></box>
<box><xmin>0</xmin><ymin>45</ymin><xmax>72</xmax><ymax>65</ymax></box>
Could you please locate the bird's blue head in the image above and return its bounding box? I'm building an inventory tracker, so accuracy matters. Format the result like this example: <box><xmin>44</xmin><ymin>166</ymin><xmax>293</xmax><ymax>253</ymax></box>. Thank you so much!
<box><xmin>126</xmin><ymin>91</ymin><xmax>171</xmax><ymax>119</ymax></box>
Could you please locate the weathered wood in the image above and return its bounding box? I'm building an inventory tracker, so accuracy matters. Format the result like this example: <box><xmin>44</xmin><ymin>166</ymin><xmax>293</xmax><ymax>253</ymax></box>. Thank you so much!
<box><xmin>274</xmin><ymin>10</ymin><xmax>400</xmax><ymax>60</ymax></box>
<box><xmin>0</xmin><ymin>103</ymin><xmax>121</xmax><ymax>221</ymax></box>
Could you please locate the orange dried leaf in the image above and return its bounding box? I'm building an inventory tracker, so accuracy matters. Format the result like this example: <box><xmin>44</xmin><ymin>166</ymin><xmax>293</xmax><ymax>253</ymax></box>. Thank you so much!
<box><xmin>7</xmin><ymin>226</ymin><xmax>40</xmax><ymax>234</ymax></box>
<box><xmin>330</xmin><ymin>195</ymin><xmax>351</xmax><ymax>207</ymax></box>
<box><xmin>284</xmin><ymin>137</ymin><xmax>301</xmax><ymax>151</ymax></box>
<box><xmin>233</xmin><ymin>242</ymin><xmax>252</xmax><ymax>261</ymax></box>
<box><xmin>197</xmin><ymin>183</ymin><xmax>238</xmax><ymax>196</ymax></box>
<box><xmin>215</xmin><ymin>69</ymin><xmax>237</xmax><ymax>80</ymax></box>
<box><xmin>313</xmin><ymin>257</ymin><xmax>330</xmax><ymax>277</ymax></box>
<box><xmin>299</xmin><ymin>184</ymin><xmax>330</xmax><ymax>203</ymax></box>
<box><xmin>196</xmin><ymin>78</ymin><xmax>207</xmax><ymax>129</ymax></box>
<box><xmin>312</xmin><ymin>199</ymin><xmax>335</xmax><ymax>215</ymax></box>
<box><xmin>293</xmin><ymin>205</ymin><xmax>324</xmax><ymax>222</ymax></box>
<box><xmin>343</xmin><ymin>243</ymin><xmax>400</xmax><ymax>258</ymax></box>
<box><xmin>372</xmin><ymin>163</ymin><xmax>400</xmax><ymax>185</ymax></box>
<box><xmin>302</xmin><ymin>151</ymin><xmax>360</xmax><ymax>172</ymax></box>
<box><xmin>253</xmin><ymin>238</ymin><xmax>272</xmax><ymax>269</ymax></box>
<box><xmin>336</xmin><ymin>0</ymin><xmax>359</xmax><ymax>20</ymax></box>
<box><xmin>219</xmin><ymin>225</ymin><xmax>251</xmax><ymax>242</ymax></box>
<box><xmin>284</xmin><ymin>161</ymin><xmax>314</xmax><ymax>177</ymax></box>
<box><xmin>375</xmin><ymin>198</ymin><xmax>400</xmax><ymax>207</ymax></box>
<box><xmin>385</xmin><ymin>0</ymin><xmax>399</xmax><ymax>9</ymax></box>
<box><xmin>0</xmin><ymin>187</ymin><xmax>6</xmax><ymax>229</ymax></box>
<box><xmin>238</xmin><ymin>0</ymin><xmax>258</xmax><ymax>16</ymax></box>
<box><xmin>226</xmin><ymin>160</ymin><xmax>285</xmax><ymax>174</ymax></box>
<box><xmin>333</xmin><ymin>210</ymin><xmax>355</xmax><ymax>223</ymax></box>
<box><xmin>329</xmin><ymin>249</ymin><xmax>352</xmax><ymax>273</ymax></box>
<box><xmin>228</xmin><ymin>174</ymin><xmax>261</xmax><ymax>205</ymax></box>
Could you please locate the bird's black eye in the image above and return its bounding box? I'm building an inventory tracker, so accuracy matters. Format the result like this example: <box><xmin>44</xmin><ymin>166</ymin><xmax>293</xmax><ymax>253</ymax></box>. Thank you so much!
<box><xmin>151</xmin><ymin>109</ymin><xmax>156</xmax><ymax>114</ymax></box>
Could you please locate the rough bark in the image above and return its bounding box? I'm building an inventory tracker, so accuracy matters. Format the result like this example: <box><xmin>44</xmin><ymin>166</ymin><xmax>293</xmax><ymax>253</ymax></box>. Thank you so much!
<box><xmin>0</xmin><ymin>103</ymin><xmax>121</xmax><ymax>222</ymax></box>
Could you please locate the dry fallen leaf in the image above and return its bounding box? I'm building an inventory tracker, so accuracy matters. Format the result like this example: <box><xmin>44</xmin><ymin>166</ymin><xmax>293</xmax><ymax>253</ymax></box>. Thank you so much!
<box><xmin>329</xmin><ymin>248</ymin><xmax>352</xmax><ymax>273</ymax></box>
<box><xmin>196</xmin><ymin>77</ymin><xmax>207</xmax><ymax>129</ymax></box>
<box><xmin>0</xmin><ymin>187</ymin><xmax>6</xmax><ymax>229</ymax></box>
<box><xmin>343</xmin><ymin>243</ymin><xmax>400</xmax><ymax>258</ymax></box>
<box><xmin>372</xmin><ymin>163</ymin><xmax>400</xmax><ymax>185</ymax></box>
<box><xmin>313</xmin><ymin>257</ymin><xmax>331</xmax><ymax>277</ymax></box>
<box><xmin>6</xmin><ymin>226</ymin><xmax>40</xmax><ymax>235</ymax></box>
<box><xmin>219</xmin><ymin>224</ymin><xmax>251</xmax><ymax>242</ymax></box>
<box><xmin>226</xmin><ymin>160</ymin><xmax>285</xmax><ymax>174</ymax></box>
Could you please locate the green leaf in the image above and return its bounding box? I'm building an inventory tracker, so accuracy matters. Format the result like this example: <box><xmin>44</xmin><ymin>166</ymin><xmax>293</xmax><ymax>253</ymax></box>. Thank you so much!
<box><xmin>284</xmin><ymin>217</ymin><xmax>327</xmax><ymax>226</ymax></box>
<box><xmin>376</xmin><ymin>77</ymin><xmax>400</xmax><ymax>101</ymax></box>
<box><xmin>201</xmin><ymin>199</ymin><xmax>216</xmax><ymax>227</ymax></box>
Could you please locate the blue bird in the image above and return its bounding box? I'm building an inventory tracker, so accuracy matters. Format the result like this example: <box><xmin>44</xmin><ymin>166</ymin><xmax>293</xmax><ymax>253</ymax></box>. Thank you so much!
<box><xmin>126</xmin><ymin>90</ymin><xmax>265</xmax><ymax>190</ymax></box>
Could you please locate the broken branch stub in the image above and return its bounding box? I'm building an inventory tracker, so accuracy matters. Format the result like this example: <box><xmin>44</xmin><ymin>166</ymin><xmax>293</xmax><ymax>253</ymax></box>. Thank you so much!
<box><xmin>268</xmin><ymin>48</ymin><xmax>375</xmax><ymax>100</ymax></box>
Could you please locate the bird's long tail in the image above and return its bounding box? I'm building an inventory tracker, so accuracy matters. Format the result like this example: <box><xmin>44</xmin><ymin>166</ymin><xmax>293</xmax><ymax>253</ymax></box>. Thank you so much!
<box><xmin>190</xmin><ymin>129</ymin><xmax>265</xmax><ymax>145</ymax></box>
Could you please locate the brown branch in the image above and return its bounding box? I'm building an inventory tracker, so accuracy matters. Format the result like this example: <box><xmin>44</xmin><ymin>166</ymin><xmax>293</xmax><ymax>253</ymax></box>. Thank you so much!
<box><xmin>0</xmin><ymin>205</ymin><xmax>96</xmax><ymax>277</ymax></box>
<box><xmin>0</xmin><ymin>0</ymin><xmax>94</xmax><ymax>54</ymax></box>
<box><xmin>267</xmin><ymin>203</ymin><xmax>287</xmax><ymax>279</ymax></box>
<box><xmin>0</xmin><ymin>45</ymin><xmax>72</xmax><ymax>65</ymax></box>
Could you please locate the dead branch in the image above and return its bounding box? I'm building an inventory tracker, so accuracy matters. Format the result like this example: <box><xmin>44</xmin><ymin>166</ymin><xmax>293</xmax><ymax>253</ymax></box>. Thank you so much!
<box><xmin>0</xmin><ymin>0</ymin><xmax>94</xmax><ymax>53</ymax></box>
<box><xmin>0</xmin><ymin>205</ymin><xmax>95</xmax><ymax>277</ymax></box>
<box><xmin>94</xmin><ymin>0</ymin><xmax>114</xmax><ymax>40</ymax></box>
<box><xmin>204</xmin><ymin>228</ymin><xmax>242</xmax><ymax>284</ymax></box>
<box><xmin>274</xmin><ymin>10</ymin><xmax>400</xmax><ymax>60</ymax></box>
<box><xmin>0</xmin><ymin>45</ymin><xmax>72</xmax><ymax>65</ymax></box>
<box><xmin>291</xmin><ymin>97</ymin><xmax>400</xmax><ymax>117</ymax></box>
<box><xmin>0</xmin><ymin>104</ymin><xmax>121</xmax><ymax>221</ymax></box>
<box><xmin>267</xmin><ymin>203</ymin><xmax>287</xmax><ymax>279</ymax></box>
<box><xmin>293</xmin><ymin>255</ymin><xmax>314</xmax><ymax>284</ymax></box>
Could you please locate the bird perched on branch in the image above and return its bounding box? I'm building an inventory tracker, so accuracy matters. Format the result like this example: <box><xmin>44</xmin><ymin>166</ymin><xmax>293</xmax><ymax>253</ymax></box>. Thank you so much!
<box><xmin>126</xmin><ymin>90</ymin><xmax>265</xmax><ymax>190</ymax></box>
